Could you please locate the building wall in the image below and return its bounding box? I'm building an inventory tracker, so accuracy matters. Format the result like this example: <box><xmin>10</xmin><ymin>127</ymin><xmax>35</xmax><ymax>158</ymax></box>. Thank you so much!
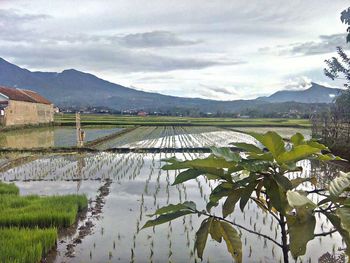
<box><xmin>3</xmin><ymin>100</ymin><xmax>54</xmax><ymax>126</ymax></box>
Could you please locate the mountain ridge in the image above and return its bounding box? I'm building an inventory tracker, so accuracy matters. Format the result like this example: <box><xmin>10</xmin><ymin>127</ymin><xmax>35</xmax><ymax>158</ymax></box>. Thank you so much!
<box><xmin>0</xmin><ymin>57</ymin><xmax>340</xmax><ymax>114</ymax></box>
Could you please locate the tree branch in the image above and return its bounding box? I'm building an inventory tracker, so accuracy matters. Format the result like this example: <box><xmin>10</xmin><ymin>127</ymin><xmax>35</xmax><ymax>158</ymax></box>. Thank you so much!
<box><xmin>314</xmin><ymin>229</ymin><xmax>337</xmax><ymax>237</ymax></box>
<box><xmin>195</xmin><ymin>209</ymin><xmax>283</xmax><ymax>248</ymax></box>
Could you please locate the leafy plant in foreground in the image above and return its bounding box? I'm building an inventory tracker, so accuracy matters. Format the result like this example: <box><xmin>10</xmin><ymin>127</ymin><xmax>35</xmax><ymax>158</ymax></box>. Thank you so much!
<box><xmin>143</xmin><ymin>131</ymin><xmax>349</xmax><ymax>263</ymax></box>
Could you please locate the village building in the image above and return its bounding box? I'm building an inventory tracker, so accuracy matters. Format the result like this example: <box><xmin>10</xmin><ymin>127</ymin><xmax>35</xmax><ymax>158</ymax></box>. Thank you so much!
<box><xmin>0</xmin><ymin>86</ymin><xmax>54</xmax><ymax>126</ymax></box>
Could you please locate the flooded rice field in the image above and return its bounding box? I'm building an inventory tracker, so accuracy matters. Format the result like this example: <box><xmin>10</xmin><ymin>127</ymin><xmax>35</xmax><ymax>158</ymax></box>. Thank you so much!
<box><xmin>0</xmin><ymin>126</ymin><xmax>346</xmax><ymax>262</ymax></box>
<box><xmin>0</xmin><ymin>126</ymin><xmax>123</xmax><ymax>148</ymax></box>
<box><xmin>0</xmin><ymin>153</ymin><xmax>343</xmax><ymax>262</ymax></box>
<box><xmin>97</xmin><ymin>126</ymin><xmax>256</xmax><ymax>150</ymax></box>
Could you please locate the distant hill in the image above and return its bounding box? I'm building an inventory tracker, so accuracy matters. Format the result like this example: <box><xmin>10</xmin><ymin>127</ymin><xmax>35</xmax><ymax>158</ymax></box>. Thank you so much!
<box><xmin>257</xmin><ymin>83</ymin><xmax>342</xmax><ymax>103</ymax></box>
<box><xmin>0</xmin><ymin>57</ymin><xmax>334</xmax><ymax>115</ymax></box>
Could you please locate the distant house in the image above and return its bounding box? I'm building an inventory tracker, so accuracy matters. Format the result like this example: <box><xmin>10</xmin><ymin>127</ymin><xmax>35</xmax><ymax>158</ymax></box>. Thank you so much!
<box><xmin>137</xmin><ymin>111</ymin><xmax>148</xmax><ymax>117</ymax></box>
<box><xmin>0</xmin><ymin>86</ymin><xmax>54</xmax><ymax>126</ymax></box>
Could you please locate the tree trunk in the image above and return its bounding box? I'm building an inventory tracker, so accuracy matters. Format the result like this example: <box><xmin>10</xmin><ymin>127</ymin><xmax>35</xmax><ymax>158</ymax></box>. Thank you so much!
<box><xmin>280</xmin><ymin>215</ymin><xmax>289</xmax><ymax>263</ymax></box>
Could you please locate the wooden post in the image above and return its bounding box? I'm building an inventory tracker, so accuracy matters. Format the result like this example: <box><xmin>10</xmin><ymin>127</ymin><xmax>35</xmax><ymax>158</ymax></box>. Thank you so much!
<box><xmin>76</xmin><ymin>112</ymin><xmax>84</xmax><ymax>147</ymax></box>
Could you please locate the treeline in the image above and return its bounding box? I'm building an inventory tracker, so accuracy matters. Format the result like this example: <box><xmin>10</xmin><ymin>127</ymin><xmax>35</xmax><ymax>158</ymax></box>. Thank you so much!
<box><xmin>58</xmin><ymin>102</ymin><xmax>331</xmax><ymax>119</ymax></box>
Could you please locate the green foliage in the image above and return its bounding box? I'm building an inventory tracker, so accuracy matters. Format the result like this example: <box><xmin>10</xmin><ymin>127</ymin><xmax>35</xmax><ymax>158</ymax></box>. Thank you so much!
<box><xmin>329</xmin><ymin>171</ymin><xmax>350</xmax><ymax>199</ymax></box>
<box><xmin>0</xmin><ymin>227</ymin><xmax>57</xmax><ymax>263</ymax></box>
<box><xmin>287</xmin><ymin>208</ymin><xmax>316</xmax><ymax>258</ymax></box>
<box><xmin>142</xmin><ymin>201</ymin><xmax>196</xmax><ymax>229</ymax></box>
<box><xmin>143</xmin><ymin>131</ymin><xmax>350</xmax><ymax>262</ymax></box>
<box><xmin>0</xmin><ymin>182</ymin><xmax>19</xmax><ymax>195</ymax></box>
<box><xmin>0</xmin><ymin>194</ymin><xmax>88</xmax><ymax>228</ymax></box>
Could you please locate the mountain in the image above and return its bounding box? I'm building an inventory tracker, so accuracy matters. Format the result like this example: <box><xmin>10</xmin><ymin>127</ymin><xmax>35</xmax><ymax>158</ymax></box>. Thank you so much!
<box><xmin>0</xmin><ymin>57</ymin><xmax>266</xmax><ymax>112</ymax></box>
<box><xmin>257</xmin><ymin>83</ymin><xmax>342</xmax><ymax>103</ymax></box>
<box><xmin>0</xmin><ymin>57</ymin><xmax>334</xmax><ymax>115</ymax></box>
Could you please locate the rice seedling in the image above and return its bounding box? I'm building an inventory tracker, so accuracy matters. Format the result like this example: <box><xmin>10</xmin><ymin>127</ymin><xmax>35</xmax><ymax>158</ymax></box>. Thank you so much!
<box><xmin>0</xmin><ymin>181</ymin><xmax>19</xmax><ymax>195</ymax></box>
<box><xmin>0</xmin><ymin>194</ymin><xmax>88</xmax><ymax>228</ymax></box>
<box><xmin>0</xmin><ymin>227</ymin><xmax>57</xmax><ymax>263</ymax></box>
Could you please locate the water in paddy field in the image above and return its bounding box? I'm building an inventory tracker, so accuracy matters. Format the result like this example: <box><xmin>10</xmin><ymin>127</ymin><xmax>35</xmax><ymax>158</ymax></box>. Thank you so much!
<box><xmin>0</xmin><ymin>127</ymin><xmax>347</xmax><ymax>262</ymax></box>
<box><xmin>0</xmin><ymin>127</ymin><xmax>123</xmax><ymax>148</ymax></box>
<box><xmin>96</xmin><ymin>126</ymin><xmax>257</xmax><ymax>149</ymax></box>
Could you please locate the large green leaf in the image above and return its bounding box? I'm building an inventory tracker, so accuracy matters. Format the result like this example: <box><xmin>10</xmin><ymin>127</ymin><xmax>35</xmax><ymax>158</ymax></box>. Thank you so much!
<box><xmin>287</xmin><ymin>209</ymin><xmax>316</xmax><ymax>259</ymax></box>
<box><xmin>277</xmin><ymin>145</ymin><xmax>320</xmax><ymax>164</ymax></box>
<box><xmin>337</xmin><ymin>207</ymin><xmax>350</xmax><ymax>230</ymax></box>
<box><xmin>290</xmin><ymin>133</ymin><xmax>304</xmax><ymax>146</ymax></box>
<box><xmin>263</xmin><ymin>177</ymin><xmax>287</xmax><ymax>214</ymax></box>
<box><xmin>209</xmin><ymin>219</ymin><xmax>223</xmax><ymax>242</ymax></box>
<box><xmin>161</xmin><ymin>156</ymin><xmax>181</xmax><ymax>163</ymax></box>
<box><xmin>273</xmin><ymin>173</ymin><xmax>293</xmax><ymax>190</ymax></box>
<box><xmin>307</xmin><ymin>140</ymin><xmax>328</xmax><ymax>151</ymax></box>
<box><xmin>218</xmin><ymin>221</ymin><xmax>242</xmax><ymax>263</ymax></box>
<box><xmin>329</xmin><ymin>171</ymin><xmax>350</xmax><ymax>199</ymax></box>
<box><xmin>239</xmin><ymin>180</ymin><xmax>258</xmax><ymax>212</ymax></box>
<box><xmin>195</xmin><ymin>218</ymin><xmax>211</xmax><ymax>260</ymax></box>
<box><xmin>241</xmin><ymin>159</ymin><xmax>271</xmax><ymax>173</ymax></box>
<box><xmin>149</xmin><ymin>201</ymin><xmax>196</xmax><ymax>216</ymax></box>
<box><xmin>316</xmin><ymin>153</ymin><xmax>346</xmax><ymax>161</ymax></box>
<box><xmin>290</xmin><ymin>177</ymin><xmax>317</xmax><ymax>188</ymax></box>
<box><xmin>325</xmin><ymin>212</ymin><xmax>350</xmax><ymax>256</ymax></box>
<box><xmin>162</xmin><ymin>155</ymin><xmax>236</xmax><ymax>170</ymax></box>
<box><xmin>223</xmin><ymin>189</ymin><xmax>243</xmax><ymax>218</ymax></box>
<box><xmin>207</xmin><ymin>183</ymin><xmax>233</xmax><ymax>211</ymax></box>
<box><xmin>246</xmin><ymin>152</ymin><xmax>274</xmax><ymax>161</ymax></box>
<box><xmin>142</xmin><ymin>210</ymin><xmax>194</xmax><ymax>229</ymax></box>
<box><xmin>286</xmin><ymin>191</ymin><xmax>316</xmax><ymax>209</ymax></box>
<box><xmin>250</xmin><ymin>131</ymin><xmax>285</xmax><ymax>159</ymax></box>
<box><xmin>231</xmin><ymin>142</ymin><xmax>263</xmax><ymax>154</ymax></box>
<box><xmin>210</xmin><ymin>146</ymin><xmax>241</xmax><ymax>162</ymax></box>
<box><xmin>172</xmin><ymin>169</ymin><xmax>203</xmax><ymax>185</ymax></box>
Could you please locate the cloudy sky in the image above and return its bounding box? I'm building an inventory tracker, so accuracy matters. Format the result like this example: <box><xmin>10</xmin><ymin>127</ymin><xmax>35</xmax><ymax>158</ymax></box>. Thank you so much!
<box><xmin>0</xmin><ymin>0</ymin><xmax>349</xmax><ymax>100</ymax></box>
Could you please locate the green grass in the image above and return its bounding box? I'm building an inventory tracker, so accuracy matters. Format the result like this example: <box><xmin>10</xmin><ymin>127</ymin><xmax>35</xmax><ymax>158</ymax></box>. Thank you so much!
<box><xmin>0</xmin><ymin>182</ymin><xmax>19</xmax><ymax>195</ymax></box>
<box><xmin>0</xmin><ymin>194</ymin><xmax>88</xmax><ymax>228</ymax></box>
<box><xmin>0</xmin><ymin>227</ymin><xmax>57</xmax><ymax>263</ymax></box>
<box><xmin>54</xmin><ymin>114</ymin><xmax>311</xmax><ymax>128</ymax></box>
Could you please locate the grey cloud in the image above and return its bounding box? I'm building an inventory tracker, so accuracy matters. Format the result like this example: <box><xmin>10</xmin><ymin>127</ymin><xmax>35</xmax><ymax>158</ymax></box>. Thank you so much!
<box><xmin>260</xmin><ymin>33</ymin><xmax>349</xmax><ymax>56</ymax></box>
<box><xmin>0</xmin><ymin>9</ymin><xmax>50</xmax><ymax>41</ymax></box>
<box><xmin>200</xmin><ymin>84</ymin><xmax>238</xmax><ymax>95</ymax></box>
<box><xmin>0</xmin><ymin>8</ymin><xmax>50</xmax><ymax>22</ymax></box>
<box><xmin>0</xmin><ymin>43</ymin><xmax>242</xmax><ymax>72</ymax></box>
<box><xmin>117</xmin><ymin>31</ymin><xmax>201</xmax><ymax>48</ymax></box>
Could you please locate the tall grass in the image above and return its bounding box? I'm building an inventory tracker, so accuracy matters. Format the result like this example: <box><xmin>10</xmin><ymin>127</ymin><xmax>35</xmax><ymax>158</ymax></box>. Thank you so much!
<box><xmin>0</xmin><ymin>227</ymin><xmax>57</xmax><ymax>263</ymax></box>
<box><xmin>0</xmin><ymin>182</ymin><xmax>19</xmax><ymax>195</ymax></box>
<box><xmin>0</xmin><ymin>194</ymin><xmax>88</xmax><ymax>228</ymax></box>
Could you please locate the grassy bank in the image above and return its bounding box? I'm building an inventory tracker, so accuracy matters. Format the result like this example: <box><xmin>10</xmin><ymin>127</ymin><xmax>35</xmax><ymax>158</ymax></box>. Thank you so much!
<box><xmin>0</xmin><ymin>182</ymin><xmax>19</xmax><ymax>195</ymax></box>
<box><xmin>0</xmin><ymin>227</ymin><xmax>57</xmax><ymax>263</ymax></box>
<box><xmin>0</xmin><ymin>194</ymin><xmax>88</xmax><ymax>228</ymax></box>
<box><xmin>0</xmin><ymin>182</ymin><xmax>88</xmax><ymax>262</ymax></box>
<box><xmin>55</xmin><ymin>114</ymin><xmax>311</xmax><ymax>128</ymax></box>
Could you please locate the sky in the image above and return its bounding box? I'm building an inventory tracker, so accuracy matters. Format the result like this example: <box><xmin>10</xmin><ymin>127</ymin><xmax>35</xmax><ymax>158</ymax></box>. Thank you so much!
<box><xmin>0</xmin><ymin>0</ymin><xmax>349</xmax><ymax>100</ymax></box>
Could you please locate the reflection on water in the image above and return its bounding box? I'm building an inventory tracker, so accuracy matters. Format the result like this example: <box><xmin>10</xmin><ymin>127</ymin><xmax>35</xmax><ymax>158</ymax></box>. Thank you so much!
<box><xmin>0</xmin><ymin>127</ymin><xmax>123</xmax><ymax>148</ymax></box>
<box><xmin>0</xmin><ymin>129</ymin><xmax>54</xmax><ymax>148</ymax></box>
<box><xmin>0</xmin><ymin>151</ymin><xmax>347</xmax><ymax>262</ymax></box>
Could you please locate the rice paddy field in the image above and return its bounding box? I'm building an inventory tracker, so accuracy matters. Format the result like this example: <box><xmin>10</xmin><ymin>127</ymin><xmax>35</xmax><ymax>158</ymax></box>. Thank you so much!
<box><xmin>0</xmin><ymin>125</ymin><xmax>346</xmax><ymax>262</ymax></box>
<box><xmin>55</xmin><ymin>114</ymin><xmax>311</xmax><ymax>128</ymax></box>
<box><xmin>0</xmin><ymin>182</ymin><xmax>87</xmax><ymax>263</ymax></box>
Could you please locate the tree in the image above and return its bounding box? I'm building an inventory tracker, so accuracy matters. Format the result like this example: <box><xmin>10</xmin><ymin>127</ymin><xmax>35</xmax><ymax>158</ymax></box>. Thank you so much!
<box><xmin>142</xmin><ymin>132</ymin><xmax>348</xmax><ymax>262</ymax></box>
<box><xmin>324</xmin><ymin>7</ymin><xmax>350</xmax><ymax>116</ymax></box>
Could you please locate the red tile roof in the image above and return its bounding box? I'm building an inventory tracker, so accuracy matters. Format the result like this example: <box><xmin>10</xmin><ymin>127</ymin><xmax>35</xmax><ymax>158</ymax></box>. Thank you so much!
<box><xmin>0</xmin><ymin>86</ymin><xmax>52</xmax><ymax>105</ymax></box>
